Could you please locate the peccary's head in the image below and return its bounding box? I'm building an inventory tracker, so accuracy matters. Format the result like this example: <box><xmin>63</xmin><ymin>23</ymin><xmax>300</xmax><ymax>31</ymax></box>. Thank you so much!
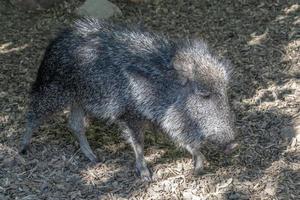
<box><xmin>162</xmin><ymin>40</ymin><xmax>237</xmax><ymax>153</ymax></box>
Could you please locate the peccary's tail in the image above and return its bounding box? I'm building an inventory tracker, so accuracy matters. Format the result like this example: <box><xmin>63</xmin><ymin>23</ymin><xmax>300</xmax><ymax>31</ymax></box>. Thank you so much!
<box><xmin>31</xmin><ymin>39</ymin><xmax>61</xmax><ymax>92</ymax></box>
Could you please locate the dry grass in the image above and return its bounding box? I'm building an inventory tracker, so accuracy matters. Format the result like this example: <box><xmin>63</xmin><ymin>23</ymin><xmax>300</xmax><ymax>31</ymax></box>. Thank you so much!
<box><xmin>1</xmin><ymin>0</ymin><xmax>299</xmax><ymax>199</ymax></box>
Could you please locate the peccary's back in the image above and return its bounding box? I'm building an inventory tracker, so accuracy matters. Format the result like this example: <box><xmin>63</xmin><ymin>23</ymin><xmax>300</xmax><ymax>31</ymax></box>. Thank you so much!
<box><xmin>34</xmin><ymin>19</ymin><xmax>176</xmax><ymax>88</ymax></box>
<box><xmin>32</xmin><ymin>19</ymin><xmax>180</xmax><ymax>119</ymax></box>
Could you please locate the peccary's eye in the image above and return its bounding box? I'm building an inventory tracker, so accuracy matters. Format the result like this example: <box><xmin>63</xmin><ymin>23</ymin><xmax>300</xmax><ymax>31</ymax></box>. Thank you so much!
<box><xmin>199</xmin><ymin>90</ymin><xmax>211</xmax><ymax>98</ymax></box>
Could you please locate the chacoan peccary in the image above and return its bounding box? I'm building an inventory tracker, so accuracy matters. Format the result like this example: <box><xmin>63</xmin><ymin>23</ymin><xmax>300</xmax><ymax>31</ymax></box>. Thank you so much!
<box><xmin>20</xmin><ymin>18</ymin><xmax>238</xmax><ymax>180</ymax></box>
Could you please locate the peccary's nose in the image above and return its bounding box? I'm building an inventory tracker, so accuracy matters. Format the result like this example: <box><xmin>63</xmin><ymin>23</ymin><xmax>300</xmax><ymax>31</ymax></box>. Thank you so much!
<box><xmin>224</xmin><ymin>142</ymin><xmax>239</xmax><ymax>154</ymax></box>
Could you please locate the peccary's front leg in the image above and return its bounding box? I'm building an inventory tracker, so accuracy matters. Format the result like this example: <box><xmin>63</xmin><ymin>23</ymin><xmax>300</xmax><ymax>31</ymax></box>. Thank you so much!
<box><xmin>192</xmin><ymin>152</ymin><xmax>206</xmax><ymax>175</ymax></box>
<box><xmin>117</xmin><ymin>118</ymin><xmax>151</xmax><ymax>181</ymax></box>
<box><xmin>68</xmin><ymin>104</ymin><xmax>98</xmax><ymax>163</ymax></box>
<box><xmin>186</xmin><ymin>145</ymin><xmax>206</xmax><ymax>175</ymax></box>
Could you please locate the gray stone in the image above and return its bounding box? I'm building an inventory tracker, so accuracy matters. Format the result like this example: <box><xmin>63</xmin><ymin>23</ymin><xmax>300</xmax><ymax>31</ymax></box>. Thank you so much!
<box><xmin>76</xmin><ymin>0</ymin><xmax>122</xmax><ymax>19</ymax></box>
<box><xmin>294</xmin><ymin>116</ymin><xmax>300</xmax><ymax>141</ymax></box>
<box><xmin>280</xmin><ymin>126</ymin><xmax>295</xmax><ymax>140</ymax></box>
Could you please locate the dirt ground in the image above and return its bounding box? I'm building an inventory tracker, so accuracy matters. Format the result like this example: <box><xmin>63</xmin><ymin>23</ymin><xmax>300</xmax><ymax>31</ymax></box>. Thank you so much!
<box><xmin>0</xmin><ymin>0</ymin><xmax>299</xmax><ymax>199</ymax></box>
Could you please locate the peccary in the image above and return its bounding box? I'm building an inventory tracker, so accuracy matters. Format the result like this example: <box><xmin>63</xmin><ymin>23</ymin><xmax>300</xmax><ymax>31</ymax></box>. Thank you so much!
<box><xmin>20</xmin><ymin>18</ymin><xmax>237</xmax><ymax>180</ymax></box>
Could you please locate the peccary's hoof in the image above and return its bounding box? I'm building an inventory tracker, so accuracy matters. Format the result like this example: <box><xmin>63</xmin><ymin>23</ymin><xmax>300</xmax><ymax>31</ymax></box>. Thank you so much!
<box><xmin>88</xmin><ymin>157</ymin><xmax>99</xmax><ymax>165</ymax></box>
<box><xmin>135</xmin><ymin>166</ymin><xmax>152</xmax><ymax>181</ymax></box>
<box><xmin>193</xmin><ymin>168</ymin><xmax>206</xmax><ymax>176</ymax></box>
<box><xmin>19</xmin><ymin>144</ymin><xmax>30</xmax><ymax>154</ymax></box>
<box><xmin>83</xmin><ymin>151</ymin><xmax>99</xmax><ymax>164</ymax></box>
<box><xmin>90</xmin><ymin>162</ymin><xmax>103</xmax><ymax>169</ymax></box>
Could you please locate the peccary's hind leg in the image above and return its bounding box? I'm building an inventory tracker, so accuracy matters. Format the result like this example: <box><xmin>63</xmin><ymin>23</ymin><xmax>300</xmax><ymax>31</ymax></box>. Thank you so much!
<box><xmin>20</xmin><ymin>111</ymin><xmax>41</xmax><ymax>154</ymax></box>
<box><xmin>20</xmin><ymin>85</ymin><xmax>71</xmax><ymax>154</ymax></box>
<box><xmin>117</xmin><ymin>117</ymin><xmax>151</xmax><ymax>181</ymax></box>
<box><xmin>68</xmin><ymin>104</ymin><xmax>98</xmax><ymax>163</ymax></box>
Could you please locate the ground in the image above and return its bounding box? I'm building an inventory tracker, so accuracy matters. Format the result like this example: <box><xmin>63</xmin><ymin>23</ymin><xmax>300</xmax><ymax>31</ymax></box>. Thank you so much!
<box><xmin>0</xmin><ymin>0</ymin><xmax>299</xmax><ymax>199</ymax></box>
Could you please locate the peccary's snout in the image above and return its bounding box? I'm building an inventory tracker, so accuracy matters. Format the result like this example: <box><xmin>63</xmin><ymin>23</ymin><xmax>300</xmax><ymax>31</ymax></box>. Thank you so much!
<box><xmin>223</xmin><ymin>141</ymin><xmax>239</xmax><ymax>154</ymax></box>
<box><xmin>219</xmin><ymin>128</ymin><xmax>238</xmax><ymax>154</ymax></box>
<box><xmin>222</xmin><ymin>127</ymin><xmax>239</xmax><ymax>154</ymax></box>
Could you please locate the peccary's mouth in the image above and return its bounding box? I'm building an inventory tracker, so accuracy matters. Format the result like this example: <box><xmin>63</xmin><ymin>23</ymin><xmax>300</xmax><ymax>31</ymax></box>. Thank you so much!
<box><xmin>223</xmin><ymin>142</ymin><xmax>239</xmax><ymax>154</ymax></box>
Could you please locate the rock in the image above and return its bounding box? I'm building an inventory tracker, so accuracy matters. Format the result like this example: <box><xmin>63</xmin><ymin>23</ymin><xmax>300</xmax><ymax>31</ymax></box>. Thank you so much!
<box><xmin>294</xmin><ymin>116</ymin><xmax>300</xmax><ymax>140</ymax></box>
<box><xmin>76</xmin><ymin>0</ymin><xmax>122</xmax><ymax>19</ymax></box>
<box><xmin>280</xmin><ymin>126</ymin><xmax>295</xmax><ymax>140</ymax></box>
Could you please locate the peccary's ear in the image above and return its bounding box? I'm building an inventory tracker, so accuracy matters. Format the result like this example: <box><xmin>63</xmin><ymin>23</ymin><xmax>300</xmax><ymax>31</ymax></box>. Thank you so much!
<box><xmin>172</xmin><ymin>57</ymin><xmax>193</xmax><ymax>86</ymax></box>
<box><xmin>176</xmin><ymin>73</ymin><xmax>188</xmax><ymax>85</ymax></box>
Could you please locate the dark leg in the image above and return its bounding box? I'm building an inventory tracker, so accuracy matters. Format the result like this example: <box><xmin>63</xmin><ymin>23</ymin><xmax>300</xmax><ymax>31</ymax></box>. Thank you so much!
<box><xmin>20</xmin><ymin>111</ymin><xmax>41</xmax><ymax>154</ymax></box>
<box><xmin>192</xmin><ymin>152</ymin><xmax>206</xmax><ymax>174</ymax></box>
<box><xmin>20</xmin><ymin>85</ymin><xmax>70</xmax><ymax>154</ymax></box>
<box><xmin>117</xmin><ymin>118</ymin><xmax>151</xmax><ymax>181</ymax></box>
<box><xmin>68</xmin><ymin>104</ymin><xmax>98</xmax><ymax>163</ymax></box>
<box><xmin>186</xmin><ymin>145</ymin><xmax>206</xmax><ymax>175</ymax></box>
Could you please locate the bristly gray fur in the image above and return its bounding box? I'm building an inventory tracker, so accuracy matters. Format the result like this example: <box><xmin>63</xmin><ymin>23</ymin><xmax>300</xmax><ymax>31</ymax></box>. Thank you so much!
<box><xmin>20</xmin><ymin>18</ymin><xmax>236</xmax><ymax>178</ymax></box>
